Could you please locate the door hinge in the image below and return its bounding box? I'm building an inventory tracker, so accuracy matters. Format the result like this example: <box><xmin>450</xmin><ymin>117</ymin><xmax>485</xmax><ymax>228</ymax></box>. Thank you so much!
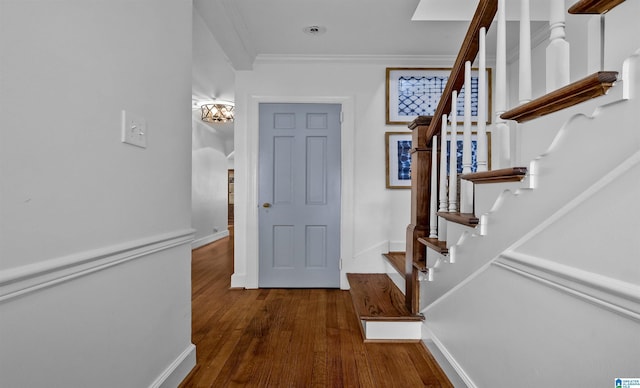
<box><xmin>340</xmin><ymin>111</ymin><xmax>344</xmax><ymax>123</ymax></box>
<box><xmin>339</xmin><ymin>259</ymin><xmax>343</xmax><ymax>270</ymax></box>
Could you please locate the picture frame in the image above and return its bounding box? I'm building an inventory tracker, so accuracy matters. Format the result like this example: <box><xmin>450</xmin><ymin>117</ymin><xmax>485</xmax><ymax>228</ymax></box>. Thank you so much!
<box><xmin>385</xmin><ymin>67</ymin><xmax>492</xmax><ymax>125</ymax></box>
<box><xmin>385</xmin><ymin>131</ymin><xmax>492</xmax><ymax>189</ymax></box>
<box><xmin>445</xmin><ymin>132</ymin><xmax>492</xmax><ymax>175</ymax></box>
<box><xmin>385</xmin><ymin>132</ymin><xmax>413</xmax><ymax>189</ymax></box>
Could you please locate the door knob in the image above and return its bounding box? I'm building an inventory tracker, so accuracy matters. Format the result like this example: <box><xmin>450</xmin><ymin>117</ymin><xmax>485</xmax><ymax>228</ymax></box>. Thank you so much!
<box><xmin>262</xmin><ymin>203</ymin><xmax>272</xmax><ymax>208</ymax></box>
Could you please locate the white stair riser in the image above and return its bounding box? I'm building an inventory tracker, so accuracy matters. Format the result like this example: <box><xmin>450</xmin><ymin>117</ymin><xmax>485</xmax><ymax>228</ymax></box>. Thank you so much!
<box><xmin>362</xmin><ymin>320</ymin><xmax>422</xmax><ymax>341</ymax></box>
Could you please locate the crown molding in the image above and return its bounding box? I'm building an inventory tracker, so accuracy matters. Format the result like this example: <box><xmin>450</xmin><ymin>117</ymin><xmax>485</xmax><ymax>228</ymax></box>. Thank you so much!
<box><xmin>253</xmin><ymin>54</ymin><xmax>461</xmax><ymax>66</ymax></box>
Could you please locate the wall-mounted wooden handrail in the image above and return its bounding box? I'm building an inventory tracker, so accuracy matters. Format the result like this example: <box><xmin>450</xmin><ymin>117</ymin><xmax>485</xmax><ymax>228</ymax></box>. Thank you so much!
<box><xmin>417</xmin><ymin>0</ymin><xmax>498</xmax><ymax>143</ymax></box>
<box><xmin>568</xmin><ymin>0</ymin><xmax>626</xmax><ymax>14</ymax></box>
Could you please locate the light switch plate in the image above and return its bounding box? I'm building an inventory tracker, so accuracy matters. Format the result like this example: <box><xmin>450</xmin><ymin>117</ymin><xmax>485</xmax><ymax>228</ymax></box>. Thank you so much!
<box><xmin>121</xmin><ymin>110</ymin><xmax>147</xmax><ymax>148</ymax></box>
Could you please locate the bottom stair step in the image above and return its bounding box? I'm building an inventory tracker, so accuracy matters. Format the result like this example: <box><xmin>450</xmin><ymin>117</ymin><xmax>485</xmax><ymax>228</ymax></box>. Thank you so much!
<box><xmin>346</xmin><ymin>273</ymin><xmax>424</xmax><ymax>342</ymax></box>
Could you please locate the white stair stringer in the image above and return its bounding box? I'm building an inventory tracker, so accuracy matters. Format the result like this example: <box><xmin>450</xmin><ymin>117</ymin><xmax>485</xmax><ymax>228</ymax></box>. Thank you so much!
<box><xmin>421</xmin><ymin>146</ymin><xmax>640</xmax><ymax>388</ymax></box>
<box><xmin>420</xmin><ymin>50</ymin><xmax>640</xmax><ymax>387</ymax></box>
<box><xmin>422</xmin><ymin>56</ymin><xmax>640</xmax><ymax>308</ymax></box>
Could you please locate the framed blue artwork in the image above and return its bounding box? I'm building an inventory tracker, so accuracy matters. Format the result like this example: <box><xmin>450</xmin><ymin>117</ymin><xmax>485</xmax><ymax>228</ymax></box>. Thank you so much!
<box><xmin>386</xmin><ymin>132</ymin><xmax>413</xmax><ymax>188</ymax></box>
<box><xmin>385</xmin><ymin>131</ymin><xmax>491</xmax><ymax>189</ymax></box>
<box><xmin>385</xmin><ymin>67</ymin><xmax>492</xmax><ymax>125</ymax></box>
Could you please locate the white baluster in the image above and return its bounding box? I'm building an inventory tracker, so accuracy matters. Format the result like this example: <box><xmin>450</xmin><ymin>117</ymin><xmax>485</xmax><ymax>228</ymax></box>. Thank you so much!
<box><xmin>438</xmin><ymin>114</ymin><xmax>448</xmax><ymax>241</ymax></box>
<box><xmin>546</xmin><ymin>0</ymin><xmax>570</xmax><ymax>92</ymax></box>
<box><xmin>496</xmin><ymin>0</ymin><xmax>507</xmax><ymax>119</ymax></box>
<box><xmin>519</xmin><ymin>0</ymin><xmax>532</xmax><ymax>104</ymax></box>
<box><xmin>495</xmin><ymin>0</ymin><xmax>512</xmax><ymax>168</ymax></box>
<box><xmin>429</xmin><ymin>135</ymin><xmax>438</xmax><ymax>238</ymax></box>
<box><xmin>462</xmin><ymin>61</ymin><xmax>472</xmax><ymax>175</ymax></box>
<box><xmin>460</xmin><ymin>61</ymin><xmax>474</xmax><ymax>214</ymax></box>
<box><xmin>477</xmin><ymin>27</ymin><xmax>488</xmax><ymax>172</ymax></box>
<box><xmin>448</xmin><ymin>91</ymin><xmax>458</xmax><ymax>213</ymax></box>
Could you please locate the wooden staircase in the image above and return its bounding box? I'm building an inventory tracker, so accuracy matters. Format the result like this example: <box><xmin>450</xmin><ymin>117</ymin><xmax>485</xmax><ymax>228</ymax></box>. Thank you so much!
<box><xmin>346</xmin><ymin>272</ymin><xmax>423</xmax><ymax>342</ymax></box>
<box><xmin>346</xmin><ymin>0</ymin><xmax>627</xmax><ymax>347</ymax></box>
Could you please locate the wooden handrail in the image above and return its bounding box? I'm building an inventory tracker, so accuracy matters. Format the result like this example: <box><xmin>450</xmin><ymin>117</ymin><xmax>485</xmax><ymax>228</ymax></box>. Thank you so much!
<box><xmin>568</xmin><ymin>0</ymin><xmax>626</xmax><ymax>14</ymax></box>
<box><xmin>501</xmin><ymin>71</ymin><xmax>617</xmax><ymax>123</ymax></box>
<box><xmin>413</xmin><ymin>0</ymin><xmax>498</xmax><ymax>143</ymax></box>
<box><xmin>403</xmin><ymin>0</ymin><xmax>497</xmax><ymax>315</ymax></box>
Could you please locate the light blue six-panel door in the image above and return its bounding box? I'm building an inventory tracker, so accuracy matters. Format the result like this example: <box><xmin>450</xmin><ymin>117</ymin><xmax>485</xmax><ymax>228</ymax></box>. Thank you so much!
<box><xmin>258</xmin><ymin>103</ymin><xmax>341</xmax><ymax>288</ymax></box>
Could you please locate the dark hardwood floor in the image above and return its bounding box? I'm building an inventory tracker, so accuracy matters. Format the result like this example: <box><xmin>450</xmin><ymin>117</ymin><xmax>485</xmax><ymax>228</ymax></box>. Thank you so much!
<box><xmin>180</xmin><ymin>235</ymin><xmax>452</xmax><ymax>387</ymax></box>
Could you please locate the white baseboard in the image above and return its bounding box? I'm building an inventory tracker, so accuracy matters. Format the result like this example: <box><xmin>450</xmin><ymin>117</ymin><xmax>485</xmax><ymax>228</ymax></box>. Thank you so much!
<box><xmin>389</xmin><ymin>240</ymin><xmax>406</xmax><ymax>252</ymax></box>
<box><xmin>422</xmin><ymin>325</ymin><xmax>475</xmax><ymax>388</ymax></box>
<box><xmin>230</xmin><ymin>272</ymin><xmax>246</xmax><ymax>288</ymax></box>
<box><xmin>191</xmin><ymin>230</ymin><xmax>230</xmax><ymax>249</ymax></box>
<box><xmin>150</xmin><ymin>343</ymin><xmax>196</xmax><ymax>388</ymax></box>
<box><xmin>421</xmin><ymin>338</ymin><xmax>471</xmax><ymax>388</ymax></box>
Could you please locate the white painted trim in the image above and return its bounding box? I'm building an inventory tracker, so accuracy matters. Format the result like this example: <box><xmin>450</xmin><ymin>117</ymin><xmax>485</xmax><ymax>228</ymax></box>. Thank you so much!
<box><xmin>421</xmin><ymin>339</ymin><xmax>470</xmax><ymax>388</ymax></box>
<box><xmin>389</xmin><ymin>240</ymin><xmax>406</xmax><ymax>252</ymax></box>
<box><xmin>0</xmin><ymin>229</ymin><xmax>195</xmax><ymax>302</ymax></box>
<box><xmin>254</xmin><ymin>54</ymin><xmax>458</xmax><ymax>66</ymax></box>
<box><xmin>238</xmin><ymin>95</ymin><xmax>356</xmax><ymax>289</ymax></box>
<box><xmin>191</xmin><ymin>230</ymin><xmax>230</xmax><ymax>249</ymax></box>
<box><xmin>364</xmin><ymin>320</ymin><xmax>422</xmax><ymax>340</ymax></box>
<box><xmin>421</xmin><ymin>325</ymin><xmax>477</xmax><ymax>388</ymax></box>
<box><xmin>230</xmin><ymin>272</ymin><xmax>246</xmax><ymax>288</ymax></box>
<box><xmin>495</xmin><ymin>252</ymin><xmax>640</xmax><ymax>321</ymax></box>
<box><xmin>150</xmin><ymin>343</ymin><xmax>196</xmax><ymax>388</ymax></box>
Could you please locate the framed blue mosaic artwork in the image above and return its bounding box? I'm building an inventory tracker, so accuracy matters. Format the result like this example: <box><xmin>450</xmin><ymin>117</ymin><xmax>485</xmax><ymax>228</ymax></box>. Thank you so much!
<box><xmin>386</xmin><ymin>132</ymin><xmax>413</xmax><ymax>188</ymax></box>
<box><xmin>385</xmin><ymin>131</ymin><xmax>491</xmax><ymax>189</ymax></box>
<box><xmin>386</xmin><ymin>68</ymin><xmax>492</xmax><ymax>125</ymax></box>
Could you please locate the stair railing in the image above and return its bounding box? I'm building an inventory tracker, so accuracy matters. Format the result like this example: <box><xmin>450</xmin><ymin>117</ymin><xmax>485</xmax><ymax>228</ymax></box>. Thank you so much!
<box><xmin>407</xmin><ymin>0</ymin><xmax>624</xmax><ymax>315</ymax></box>
<box><xmin>405</xmin><ymin>0</ymin><xmax>497</xmax><ymax>314</ymax></box>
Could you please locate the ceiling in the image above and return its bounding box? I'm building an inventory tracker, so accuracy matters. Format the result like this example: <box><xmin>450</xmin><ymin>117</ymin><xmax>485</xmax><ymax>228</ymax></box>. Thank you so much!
<box><xmin>191</xmin><ymin>0</ymin><xmax>549</xmax><ymax>142</ymax></box>
<box><xmin>194</xmin><ymin>0</ymin><xmax>550</xmax><ymax>71</ymax></box>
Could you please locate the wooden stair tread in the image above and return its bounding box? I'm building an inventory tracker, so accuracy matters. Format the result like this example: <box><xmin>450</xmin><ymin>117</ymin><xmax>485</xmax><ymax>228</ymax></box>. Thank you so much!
<box><xmin>501</xmin><ymin>71</ymin><xmax>618</xmax><ymax>123</ymax></box>
<box><xmin>460</xmin><ymin>167</ymin><xmax>528</xmax><ymax>184</ymax></box>
<box><xmin>437</xmin><ymin>212</ymin><xmax>479</xmax><ymax>227</ymax></box>
<box><xmin>382</xmin><ymin>251</ymin><xmax>405</xmax><ymax>275</ymax></box>
<box><xmin>413</xmin><ymin>260</ymin><xmax>428</xmax><ymax>273</ymax></box>
<box><xmin>417</xmin><ymin>237</ymin><xmax>449</xmax><ymax>255</ymax></box>
<box><xmin>568</xmin><ymin>0</ymin><xmax>625</xmax><ymax>14</ymax></box>
<box><xmin>346</xmin><ymin>274</ymin><xmax>423</xmax><ymax>321</ymax></box>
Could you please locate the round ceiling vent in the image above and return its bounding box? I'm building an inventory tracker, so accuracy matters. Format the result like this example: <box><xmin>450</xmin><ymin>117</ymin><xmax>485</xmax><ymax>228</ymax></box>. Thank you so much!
<box><xmin>303</xmin><ymin>25</ymin><xmax>326</xmax><ymax>36</ymax></box>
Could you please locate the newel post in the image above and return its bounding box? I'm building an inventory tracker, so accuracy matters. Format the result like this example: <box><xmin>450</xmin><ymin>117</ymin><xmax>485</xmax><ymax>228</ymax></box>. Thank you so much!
<box><xmin>406</xmin><ymin>116</ymin><xmax>432</xmax><ymax>314</ymax></box>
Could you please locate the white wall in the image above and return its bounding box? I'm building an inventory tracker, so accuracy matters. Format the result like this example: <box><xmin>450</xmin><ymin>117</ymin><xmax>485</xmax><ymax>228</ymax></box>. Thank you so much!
<box><xmin>232</xmin><ymin>56</ymin><xmax>468</xmax><ymax>288</ymax></box>
<box><xmin>191</xmin><ymin>10</ymin><xmax>235</xmax><ymax>249</ymax></box>
<box><xmin>0</xmin><ymin>1</ymin><xmax>194</xmax><ymax>386</ymax></box>
<box><xmin>191</xmin><ymin>119</ymin><xmax>231</xmax><ymax>248</ymax></box>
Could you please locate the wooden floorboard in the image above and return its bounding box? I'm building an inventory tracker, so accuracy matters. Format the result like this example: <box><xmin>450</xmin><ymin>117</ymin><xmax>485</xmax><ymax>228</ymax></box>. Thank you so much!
<box><xmin>180</xmin><ymin>236</ymin><xmax>452</xmax><ymax>387</ymax></box>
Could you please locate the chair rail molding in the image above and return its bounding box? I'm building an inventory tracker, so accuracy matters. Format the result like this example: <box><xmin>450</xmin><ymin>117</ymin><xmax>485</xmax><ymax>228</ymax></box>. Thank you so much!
<box><xmin>0</xmin><ymin>229</ymin><xmax>195</xmax><ymax>302</ymax></box>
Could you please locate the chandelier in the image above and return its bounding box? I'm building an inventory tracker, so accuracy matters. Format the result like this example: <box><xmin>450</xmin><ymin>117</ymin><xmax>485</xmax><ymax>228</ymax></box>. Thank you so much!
<box><xmin>201</xmin><ymin>103</ymin><xmax>234</xmax><ymax>123</ymax></box>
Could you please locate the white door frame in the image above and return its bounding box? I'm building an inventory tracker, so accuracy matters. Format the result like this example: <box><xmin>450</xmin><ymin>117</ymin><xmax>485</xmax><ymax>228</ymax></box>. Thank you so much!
<box><xmin>232</xmin><ymin>95</ymin><xmax>355</xmax><ymax>290</ymax></box>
